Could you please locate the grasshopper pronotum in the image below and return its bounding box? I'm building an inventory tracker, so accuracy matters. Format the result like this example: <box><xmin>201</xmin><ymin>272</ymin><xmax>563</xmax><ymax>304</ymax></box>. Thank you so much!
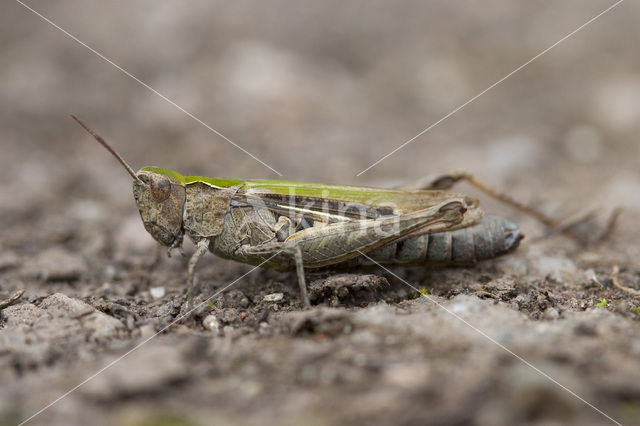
<box><xmin>73</xmin><ymin>116</ymin><xmax>560</xmax><ymax>307</ymax></box>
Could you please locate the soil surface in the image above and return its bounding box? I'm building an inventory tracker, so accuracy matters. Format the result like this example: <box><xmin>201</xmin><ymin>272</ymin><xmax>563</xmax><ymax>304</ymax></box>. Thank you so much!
<box><xmin>2</xmin><ymin>1</ymin><xmax>640</xmax><ymax>425</ymax></box>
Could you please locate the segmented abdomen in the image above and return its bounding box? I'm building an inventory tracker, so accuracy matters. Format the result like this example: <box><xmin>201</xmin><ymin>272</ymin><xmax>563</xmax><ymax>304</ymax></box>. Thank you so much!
<box><xmin>351</xmin><ymin>215</ymin><xmax>523</xmax><ymax>267</ymax></box>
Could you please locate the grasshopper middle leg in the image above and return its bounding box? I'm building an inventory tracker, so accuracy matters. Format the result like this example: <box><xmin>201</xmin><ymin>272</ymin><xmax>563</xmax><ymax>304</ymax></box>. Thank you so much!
<box><xmin>236</xmin><ymin>241</ymin><xmax>310</xmax><ymax>307</ymax></box>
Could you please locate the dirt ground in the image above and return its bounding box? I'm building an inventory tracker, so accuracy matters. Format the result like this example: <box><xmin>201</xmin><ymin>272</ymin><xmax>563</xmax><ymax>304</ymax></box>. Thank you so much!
<box><xmin>2</xmin><ymin>1</ymin><xmax>640</xmax><ymax>425</ymax></box>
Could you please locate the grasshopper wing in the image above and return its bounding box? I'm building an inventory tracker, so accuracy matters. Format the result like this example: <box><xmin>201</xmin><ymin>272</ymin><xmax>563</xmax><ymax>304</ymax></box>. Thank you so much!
<box><xmin>221</xmin><ymin>179</ymin><xmax>482</xmax><ymax>268</ymax></box>
<box><xmin>235</xmin><ymin>179</ymin><xmax>482</xmax><ymax>227</ymax></box>
<box><xmin>236</xmin><ymin>197</ymin><xmax>469</xmax><ymax>268</ymax></box>
<box><xmin>285</xmin><ymin>198</ymin><xmax>469</xmax><ymax>267</ymax></box>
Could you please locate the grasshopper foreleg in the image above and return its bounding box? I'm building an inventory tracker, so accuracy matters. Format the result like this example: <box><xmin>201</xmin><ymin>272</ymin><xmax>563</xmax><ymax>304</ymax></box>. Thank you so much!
<box><xmin>186</xmin><ymin>238</ymin><xmax>210</xmax><ymax>308</ymax></box>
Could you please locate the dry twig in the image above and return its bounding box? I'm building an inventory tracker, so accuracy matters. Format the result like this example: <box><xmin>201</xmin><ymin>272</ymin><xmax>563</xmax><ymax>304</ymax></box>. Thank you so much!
<box><xmin>0</xmin><ymin>289</ymin><xmax>25</xmax><ymax>310</ymax></box>
<box><xmin>610</xmin><ymin>266</ymin><xmax>640</xmax><ymax>296</ymax></box>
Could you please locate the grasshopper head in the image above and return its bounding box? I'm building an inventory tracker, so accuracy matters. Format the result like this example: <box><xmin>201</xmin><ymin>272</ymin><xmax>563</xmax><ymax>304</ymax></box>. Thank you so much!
<box><xmin>133</xmin><ymin>169</ymin><xmax>186</xmax><ymax>247</ymax></box>
<box><xmin>70</xmin><ymin>116</ymin><xmax>187</xmax><ymax>248</ymax></box>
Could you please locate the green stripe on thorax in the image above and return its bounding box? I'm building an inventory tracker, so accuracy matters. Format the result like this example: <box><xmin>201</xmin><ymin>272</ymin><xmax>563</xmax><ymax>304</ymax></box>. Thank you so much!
<box><xmin>140</xmin><ymin>167</ymin><xmax>463</xmax><ymax>212</ymax></box>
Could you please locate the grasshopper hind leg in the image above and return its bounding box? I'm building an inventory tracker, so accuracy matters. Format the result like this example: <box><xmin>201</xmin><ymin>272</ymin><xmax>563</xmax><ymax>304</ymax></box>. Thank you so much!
<box><xmin>400</xmin><ymin>171</ymin><xmax>619</xmax><ymax>245</ymax></box>
<box><xmin>397</xmin><ymin>171</ymin><xmax>557</xmax><ymax>226</ymax></box>
<box><xmin>399</xmin><ymin>171</ymin><xmax>579</xmax><ymax>240</ymax></box>
<box><xmin>291</xmin><ymin>245</ymin><xmax>310</xmax><ymax>308</ymax></box>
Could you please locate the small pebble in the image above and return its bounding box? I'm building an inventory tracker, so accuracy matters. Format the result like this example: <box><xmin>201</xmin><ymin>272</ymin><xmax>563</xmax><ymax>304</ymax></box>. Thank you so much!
<box><xmin>584</xmin><ymin>269</ymin><xmax>602</xmax><ymax>287</ymax></box>
<box><xmin>543</xmin><ymin>308</ymin><xmax>560</xmax><ymax>320</ymax></box>
<box><xmin>203</xmin><ymin>314</ymin><xmax>221</xmax><ymax>332</ymax></box>
<box><xmin>103</xmin><ymin>264</ymin><xmax>117</xmax><ymax>281</ymax></box>
<box><xmin>263</xmin><ymin>292</ymin><xmax>284</xmax><ymax>302</ymax></box>
<box><xmin>149</xmin><ymin>287</ymin><xmax>165</xmax><ymax>300</ymax></box>
<box><xmin>138</xmin><ymin>324</ymin><xmax>157</xmax><ymax>339</ymax></box>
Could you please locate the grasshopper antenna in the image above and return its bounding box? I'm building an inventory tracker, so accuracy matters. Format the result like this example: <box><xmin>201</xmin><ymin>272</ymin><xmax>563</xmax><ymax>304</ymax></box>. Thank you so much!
<box><xmin>71</xmin><ymin>115</ymin><xmax>143</xmax><ymax>184</ymax></box>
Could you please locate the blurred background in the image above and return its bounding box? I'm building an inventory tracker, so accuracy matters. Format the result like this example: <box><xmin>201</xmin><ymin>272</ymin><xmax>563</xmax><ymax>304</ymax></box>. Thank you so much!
<box><xmin>2</xmin><ymin>2</ymin><xmax>640</xmax><ymax>424</ymax></box>
<box><xmin>2</xmin><ymin>0</ymin><xmax>639</xmax><ymax>237</ymax></box>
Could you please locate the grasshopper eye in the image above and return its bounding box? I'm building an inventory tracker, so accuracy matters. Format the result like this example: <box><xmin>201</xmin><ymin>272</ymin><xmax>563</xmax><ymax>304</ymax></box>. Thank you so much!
<box><xmin>150</xmin><ymin>175</ymin><xmax>171</xmax><ymax>202</ymax></box>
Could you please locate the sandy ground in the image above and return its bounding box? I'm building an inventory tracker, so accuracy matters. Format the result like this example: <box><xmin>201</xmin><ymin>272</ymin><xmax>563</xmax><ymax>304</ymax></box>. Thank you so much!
<box><xmin>1</xmin><ymin>1</ymin><xmax>640</xmax><ymax>425</ymax></box>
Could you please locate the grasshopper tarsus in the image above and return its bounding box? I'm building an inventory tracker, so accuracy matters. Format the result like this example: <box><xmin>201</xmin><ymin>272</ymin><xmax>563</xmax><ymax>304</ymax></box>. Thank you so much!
<box><xmin>550</xmin><ymin>206</ymin><xmax>622</xmax><ymax>246</ymax></box>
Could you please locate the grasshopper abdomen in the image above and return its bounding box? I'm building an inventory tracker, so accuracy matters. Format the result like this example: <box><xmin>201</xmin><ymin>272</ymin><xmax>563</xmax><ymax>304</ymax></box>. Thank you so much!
<box><xmin>353</xmin><ymin>216</ymin><xmax>523</xmax><ymax>267</ymax></box>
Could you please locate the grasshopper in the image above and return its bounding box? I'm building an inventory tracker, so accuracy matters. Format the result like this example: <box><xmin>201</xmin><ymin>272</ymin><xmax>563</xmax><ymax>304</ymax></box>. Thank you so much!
<box><xmin>72</xmin><ymin>116</ymin><xmax>541</xmax><ymax>307</ymax></box>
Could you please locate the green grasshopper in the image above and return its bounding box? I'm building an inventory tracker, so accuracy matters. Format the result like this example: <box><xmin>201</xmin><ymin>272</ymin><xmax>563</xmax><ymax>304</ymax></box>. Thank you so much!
<box><xmin>72</xmin><ymin>116</ymin><xmax>535</xmax><ymax>307</ymax></box>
